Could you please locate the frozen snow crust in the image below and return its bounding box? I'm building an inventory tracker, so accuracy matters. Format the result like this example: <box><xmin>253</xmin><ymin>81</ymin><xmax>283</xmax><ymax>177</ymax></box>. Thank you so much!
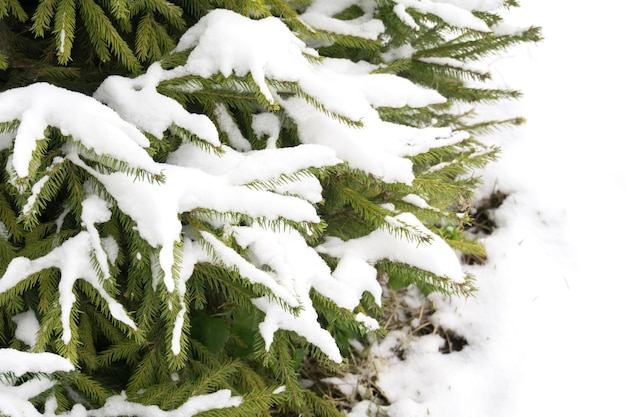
<box><xmin>0</xmin><ymin>1</ymin><xmax>537</xmax><ymax>416</ymax></box>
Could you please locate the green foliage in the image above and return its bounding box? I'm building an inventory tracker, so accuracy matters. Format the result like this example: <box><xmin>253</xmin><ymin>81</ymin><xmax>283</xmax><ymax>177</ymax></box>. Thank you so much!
<box><xmin>0</xmin><ymin>0</ymin><xmax>540</xmax><ymax>416</ymax></box>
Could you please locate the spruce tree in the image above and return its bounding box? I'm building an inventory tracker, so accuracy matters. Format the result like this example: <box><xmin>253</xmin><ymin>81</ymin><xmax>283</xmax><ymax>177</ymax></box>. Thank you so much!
<box><xmin>0</xmin><ymin>1</ymin><xmax>540</xmax><ymax>416</ymax></box>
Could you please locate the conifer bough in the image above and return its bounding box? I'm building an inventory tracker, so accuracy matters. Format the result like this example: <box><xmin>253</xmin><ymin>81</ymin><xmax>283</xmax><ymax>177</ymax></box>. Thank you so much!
<box><xmin>0</xmin><ymin>1</ymin><xmax>540</xmax><ymax>416</ymax></box>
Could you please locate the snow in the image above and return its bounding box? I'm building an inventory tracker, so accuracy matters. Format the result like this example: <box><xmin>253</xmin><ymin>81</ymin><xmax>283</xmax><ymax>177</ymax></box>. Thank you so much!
<box><xmin>0</xmin><ymin>83</ymin><xmax>159</xmax><ymax>178</ymax></box>
<box><xmin>232</xmin><ymin>225</ymin><xmax>380</xmax><ymax>360</ymax></box>
<box><xmin>253</xmin><ymin>295</ymin><xmax>343</xmax><ymax>363</ymax></box>
<box><xmin>168</xmin><ymin>143</ymin><xmax>338</xmax><ymax>188</ymax></box>
<box><xmin>402</xmin><ymin>194</ymin><xmax>440</xmax><ymax>211</ymax></box>
<box><xmin>393</xmin><ymin>4</ymin><xmax>421</xmax><ymax>31</ymax></box>
<box><xmin>394</xmin><ymin>0</ymin><xmax>491</xmax><ymax>32</ymax></box>
<box><xmin>81</xmin><ymin>194</ymin><xmax>113</xmax><ymax>278</ymax></box>
<box><xmin>355</xmin><ymin>312</ymin><xmax>379</xmax><ymax>331</ymax></box>
<box><xmin>329</xmin><ymin>255</ymin><xmax>380</xmax><ymax>307</ymax></box>
<box><xmin>174</xmin><ymin>9</ymin><xmax>317</xmax><ymax>104</ymax></box>
<box><xmin>317</xmin><ymin>58</ymin><xmax>446</xmax><ymax>109</ymax></box>
<box><xmin>198</xmin><ymin>230</ymin><xmax>298</xmax><ymax>306</ymax></box>
<box><xmin>71</xmin><ymin>153</ymin><xmax>323</xmax><ymax>295</ymax></box>
<box><xmin>94</xmin><ymin>65</ymin><xmax>220</xmax><ymax>145</ymax></box>
<box><xmin>213</xmin><ymin>104</ymin><xmax>251</xmax><ymax>151</ymax></box>
<box><xmin>0</xmin><ymin>231</ymin><xmax>137</xmax><ymax>344</ymax></box>
<box><xmin>283</xmin><ymin>96</ymin><xmax>465</xmax><ymax>184</ymax></box>
<box><xmin>102</xmin><ymin>236</ymin><xmax>119</xmax><ymax>264</ymax></box>
<box><xmin>251</xmin><ymin>112</ymin><xmax>281</xmax><ymax>148</ymax></box>
<box><xmin>11</xmin><ymin>310</ymin><xmax>39</xmax><ymax>348</ymax></box>
<box><xmin>0</xmin><ymin>378</ymin><xmax>58</xmax><ymax>417</ymax></box>
<box><xmin>88</xmin><ymin>390</ymin><xmax>241</xmax><ymax>417</ymax></box>
<box><xmin>21</xmin><ymin>174</ymin><xmax>50</xmax><ymax>215</ymax></box>
<box><xmin>170</xmin><ymin>239</ymin><xmax>195</xmax><ymax>355</ymax></box>
<box><xmin>299</xmin><ymin>0</ymin><xmax>384</xmax><ymax>40</ymax></box>
<box><xmin>0</xmin><ymin>130</ymin><xmax>13</xmax><ymax>151</ymax></box>
<box><xmin>171</xmin><ymin>8</ymin><xmax>447</xmax><ymax>136</ymax></box>
<box><xmin>272</xmin><ymin>386</ymin><xmax>286</xmax><ymax>395</ymax></box>
<box><xmin>479</xmin><ymin>2</ymin><xmax>626</xmax><ymax>415</ymax></box>
<box><xmin>318</xmin><ymin>213</ymin><xmax>465</xmax><ymax>283</ymax></box>
<box><xmin>431</xmin><ymin>0</ymin><xmax>504</xmax><ymax>12</ymax></box>
<box><xmin>0</xmin><ymin>349</ymin><xmax>74</xmax><ymax>376</ymax></box>
<box><xmin>418</xmin><ymin>57</ymin><xmax>489</xmax><ymax>76</ymax></box>
<box><xmin>28</xmin><ymin>390</ymin><xmax>240</xmax><ymax>417</ymax></box>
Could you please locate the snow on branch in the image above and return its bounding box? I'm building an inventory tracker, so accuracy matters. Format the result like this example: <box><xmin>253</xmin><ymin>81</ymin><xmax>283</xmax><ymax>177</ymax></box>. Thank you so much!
<box><xmin>317</xmin><ymin>213</ymin><xmax>465</xmax><ymax>283</ymax></box>
<box><xmin>0</xmin><ymin>350</ymin><xmax>72</xmax><ymax>417</ymax></box>
<box><xmin>0</xmin><ymin>83</ymin><xmax>161</xmax><ymax>180</ymax></box>
<box><xmin>86</xmin><ymin>390</ymin><xmax>242</xmax><ymax>417</ymax></box>
<box><xmin>70</xmin><ymin>154</ymin><xmax>324</xmax><ymax>297</ymax></box>
<box><xmin>94</xmin><ymin>65</ymin><xmax>220</xmax><ymax>146</ymax></box>
<box><xmin>0</xmin><ymin>378</ymin><xmax>59</xmax><ymax>417</ymax></box>
<box><xmin>283</xmin><ymin>96</ymin><xmax>467</xmax><ymax>184</ymax></box>
<box><xmin>168</xmin><ymin>143</ymin><xmax>340</xmax><ymax>188</ymax></box>
<box><xmin>0</xmin><ymin>348</ymin><xmax>74</xmax><ymax>376</ymax></box>
<box><xmin>0</xmin><ymin>374</ymin><xmax>241</xmax><ymax>417</ymax></box>
<box><xmin>301</xmin><ymin>0</ymin><xmax>493</xmax><ymax>40</ymax></box>
<box><xmin>172</xmin><ymin>9</ymin><xmax>317</xmax><ymax>105</ymax></box>
<box><xmin>93</xmin><ymin>7</ymin><xmax>460</xmax><ymax>187</ymax></box>
<box><xmin>299</xmin><ymin>0</ymin><xmax>385</xmax><ymax>40</ymax></box>
<box><xmin>393</xmin><ymin>0</ymin><xmax>491</xmax><ymax>32</ymax></box>
<box><xmin>232</xmin><ymin>225</ymin><xmax>381</xmax><ymax>362</ymax></box>
<box><xmin>0</xmin><ymin>230</ymin><xmax>137</xmax><ymax>346</ymax></box>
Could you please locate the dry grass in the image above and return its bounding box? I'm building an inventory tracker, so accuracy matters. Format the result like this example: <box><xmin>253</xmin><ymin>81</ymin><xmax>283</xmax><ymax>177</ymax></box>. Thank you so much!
<box><xmin>298</xmin><ymin>286</ymin><xmax>468</xmax><ymax>415</ymax></box>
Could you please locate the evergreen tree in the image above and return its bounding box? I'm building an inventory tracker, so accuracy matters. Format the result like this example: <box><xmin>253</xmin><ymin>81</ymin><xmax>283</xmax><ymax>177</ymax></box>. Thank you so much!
<box><xmin>0</xmin><ymin>0</ymin><xmax>540</xmax><ymax>415</ymax></box>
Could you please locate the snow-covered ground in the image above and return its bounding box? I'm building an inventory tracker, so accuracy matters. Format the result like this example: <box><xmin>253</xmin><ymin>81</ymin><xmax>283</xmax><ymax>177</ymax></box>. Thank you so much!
<box><xmin>489</xmin><ymin>3</ymin><xmax>626</xmax><ymax>416</ymax></box>
<box><xmin>366</xmin><ymin>1</ymin><xmax>626</xmax><ymax>416</ymax></box>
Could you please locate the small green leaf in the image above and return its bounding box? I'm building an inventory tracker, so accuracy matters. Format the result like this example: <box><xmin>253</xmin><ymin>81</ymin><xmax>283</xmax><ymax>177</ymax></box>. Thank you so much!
<box><xmin>293</xmin><ymin>348</ymin><xmax>306</xmax><ymax>369</ymax></box>
<box><xmin>190</xmin><ymin>313</ymin><xmax>230</xmax><ymax>355</ymax></box>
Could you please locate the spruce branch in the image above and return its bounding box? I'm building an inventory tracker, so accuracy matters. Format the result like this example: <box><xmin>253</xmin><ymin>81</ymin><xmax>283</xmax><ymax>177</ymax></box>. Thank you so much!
<box><xmin>0</xmin><ymin>1</ymin><xmax>540</xmax><ymax>414</ymax></box>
